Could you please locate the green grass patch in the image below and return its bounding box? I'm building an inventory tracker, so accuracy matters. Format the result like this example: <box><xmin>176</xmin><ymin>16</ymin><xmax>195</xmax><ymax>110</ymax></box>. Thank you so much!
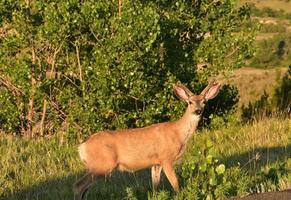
<box><xmin>1</xmin><ymin>118</ymin><xmax>290</xmax><ymax>199</ymax></box>
<box><xmin>0</xmin><ymin>136</ymin><xmax>82</xmax><ymax>200</ymax></box>
<box><xmin>189</xmin><ymin>118</ymin><xmax>290</xmax><ymax>167</ymax></box>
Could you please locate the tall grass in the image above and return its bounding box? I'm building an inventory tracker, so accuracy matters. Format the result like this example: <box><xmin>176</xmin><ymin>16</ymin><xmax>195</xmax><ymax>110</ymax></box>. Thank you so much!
<box><xmin>0</xmin><ymin>136</ymin><xmax>82</xmax><ymax>200</ymax></box>
<box><xmin>0</xmin><ymin>118</ymin><xmax>290</xmax><ymax>199</ymax></box>
<box><xmin>189</xmin><ymin>118</ymin><xmax>290</xmax><ymax>166</ymax></box>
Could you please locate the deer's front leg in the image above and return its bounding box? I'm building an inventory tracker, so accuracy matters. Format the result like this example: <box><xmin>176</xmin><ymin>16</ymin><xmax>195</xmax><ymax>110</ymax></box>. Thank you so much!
<box><xmin>151</xmin><ymin>165</ymin><xmax>162</xmax><ymax>190</ymax></box>
<box><xmin>162</xmin><ymin>163</ymin><xmax>179</xmax><ymax>192</ymax></box>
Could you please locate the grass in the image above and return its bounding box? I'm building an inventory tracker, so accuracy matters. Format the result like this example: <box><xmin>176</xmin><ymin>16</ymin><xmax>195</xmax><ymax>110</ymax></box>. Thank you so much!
<box><xmin>189</xmin><ymin>118</ymin><xmax>291</xmax><ymax>167</ymax></box>
<box><xmin>240</xmin><ymin>0</ymin><xmax>291</xmax><ymax>13</ymax></box>
<box><xmin>221</xmin><ymin>67</ymin><xmax>288</xmax><ymax>107</ymax></box>
<box><xmin>237</xmin><ymin>0</ymin><xmax>291</xmax><ymax>69</ymax></box>
<box><xmin>0</xmin><ymin>118</ymin><xmax>290</xmax><ymax>200</ymax></box>
<box><xmin>0</xmin><ymin>136</ymin><xmax>82</xmax><ymax>200</ymax></box>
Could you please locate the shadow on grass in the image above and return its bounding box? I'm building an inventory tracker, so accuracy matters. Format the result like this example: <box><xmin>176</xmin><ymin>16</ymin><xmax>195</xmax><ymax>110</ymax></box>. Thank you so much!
<box><xmin>1</xmin><ymin>168</ymin><xmax>173</xmax><ymax>200</ymax></box>
<box><xmin>223</xmin><ymin>145</ymin><xmax>291</xmax><ymax>168</ymax></box>
<box><xmin>1</xmin><ymin>145</ymin><xmax>290</xmax><ymax>200</ymax></box>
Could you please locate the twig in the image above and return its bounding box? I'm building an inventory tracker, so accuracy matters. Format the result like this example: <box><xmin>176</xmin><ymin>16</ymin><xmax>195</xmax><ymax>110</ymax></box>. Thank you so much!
<box><xmin>118</xmin><ymin>0</ymin><xmax>122</xmax><ymax>17</ymax></box>
<box><xmin>40</xmin><ymin>99</ymin><xmax>47</xmax><ymax>136</ymax></box>
<box><xmin>50</xmin><ymin>43</ymin><xmax>63</xmax><ymax>74</ymax></box>
<box><xmin>0</xmin><ymin>76</ymin><xmax>23</xmax><ymax>96</ymax></box>
<box><xmin>225</xmin><ymin>47</ymin><xmax>239</xmax><ymax>59</ymax></box>
<box><xmin>47</xmin><ymin>97</ymin><xmax>82</xmax><ymax>130</ymax></box>
<box><xmin>241</xmin><ymin>152</ymin><xmax>261</xmax><ymax>169</ymax></box>
<box><xmin>27</xmin><ymin>47</ymin><xmax>37</xmax><ymax>138</ymax></box>
<box><xmin>74</xmin><ymin>41</ymin><xmax>83</xmax><ymax>82</ymax></box>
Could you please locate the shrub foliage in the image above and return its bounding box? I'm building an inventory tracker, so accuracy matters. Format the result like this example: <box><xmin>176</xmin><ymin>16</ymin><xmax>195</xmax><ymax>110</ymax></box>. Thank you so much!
<box><xmin>0</xmin><ymin>0</ymin><xmax>254</xmax><ymax>136</ymax></box>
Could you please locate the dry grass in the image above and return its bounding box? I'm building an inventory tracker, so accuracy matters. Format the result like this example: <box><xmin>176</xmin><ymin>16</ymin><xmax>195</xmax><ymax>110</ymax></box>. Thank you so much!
<box><xmin>254</xmin><ymin>17</ymin><xmax>291</xmax><ymax>40</ymax></box>
<box><xmin>221</xmin><ymin>67</ymin><xmax>288</xmax><ymax>107</ymax></box>
<box><xmin>255</xmin><ymin>32</ymin><xmax>278</xmax><ymax>40</ymax></box>
<box><xmin>240</xmin><ymin>0</ymin><xmax>291</xmax><ymax>13</ymax></box>
<box><xmin>239</xmin><ymin>0</ymin><xmax>291</xmax><ymax>40</ymax></box>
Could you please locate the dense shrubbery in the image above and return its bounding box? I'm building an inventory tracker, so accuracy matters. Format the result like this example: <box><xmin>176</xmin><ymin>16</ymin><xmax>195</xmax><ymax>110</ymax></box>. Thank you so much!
<box><xmin>0</xmin><ymin>0</ymin><xmax>254</xmax><ymax>137</ymax></box>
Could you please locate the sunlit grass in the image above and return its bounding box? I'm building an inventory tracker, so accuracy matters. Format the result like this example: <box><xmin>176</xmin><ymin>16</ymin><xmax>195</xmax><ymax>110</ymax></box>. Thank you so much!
<box><xmin>0</xmin><ymin>136</ymin><xmax>82</xmax><ymax>200</ymax></box>
<box><xmin>0</xmin><ymin>118</ymin><xmax>290</xmax><ymax>199</ymax></box>
<box><xmin>240</xmin><ymin>0</ymin><xmax>291</xmax><ymax>13</ymax></box>
<box><xmin>191</xmin><ymin>118</ymin><xmax>291</xmax><ymax>166</ymax></box>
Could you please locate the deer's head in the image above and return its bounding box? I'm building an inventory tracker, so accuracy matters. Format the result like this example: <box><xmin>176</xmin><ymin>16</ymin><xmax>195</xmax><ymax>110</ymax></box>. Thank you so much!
<box><xmin>173</xmin><ymin>81</ymin><xmax>221</xmax><ymax>117</ymax></box>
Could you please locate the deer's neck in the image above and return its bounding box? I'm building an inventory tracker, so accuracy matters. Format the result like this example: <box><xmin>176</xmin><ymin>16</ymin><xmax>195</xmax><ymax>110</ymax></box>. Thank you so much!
<box><xmin>175</xmin><ymin>106</ymin><xmax>200</xmax><ymax>143</ymax></box>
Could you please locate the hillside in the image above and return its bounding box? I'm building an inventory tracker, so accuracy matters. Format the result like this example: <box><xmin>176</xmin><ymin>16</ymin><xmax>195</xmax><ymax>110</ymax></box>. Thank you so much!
<box><xmin>240</xmin><ymin>0</ymin><xmax>291</xmax><ymax>12</ymax></box>
<box><xmin>224</xmin><ymin>67</ymin><xmax>288</xmax><ymax>107</ymax></box>
<box><xmin>238</xmin><ymin>0</ymin><xmax>291</xmax><ymax>68</ymax></box>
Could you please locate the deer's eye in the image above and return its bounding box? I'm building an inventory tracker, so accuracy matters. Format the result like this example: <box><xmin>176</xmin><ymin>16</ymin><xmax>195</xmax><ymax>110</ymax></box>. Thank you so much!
<box><xmin>194</xmin><ymin>109</ymin><xmax>202</xmax><ymax>115</ymax></box>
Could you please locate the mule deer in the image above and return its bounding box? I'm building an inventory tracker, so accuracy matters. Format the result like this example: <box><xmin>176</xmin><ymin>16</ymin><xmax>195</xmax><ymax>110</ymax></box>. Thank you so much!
<box><xmin>74</xmin><ymin>81</ymin><xmax>221</xmax><ymax>200</ymax></box>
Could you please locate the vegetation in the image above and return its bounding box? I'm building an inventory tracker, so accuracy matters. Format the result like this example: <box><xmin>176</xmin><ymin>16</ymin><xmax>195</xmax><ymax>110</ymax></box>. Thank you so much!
<box><xmin>0</xmin><ymin>0</ymin><xmax>254</xmax><ymax>137</ymax></box>
<box><xmin>242</xmin><ymin>66</ymin><xmax>291</xmax><ymax>121</ymax></box>
<box><xmin>1</xmin><ymin>118</ymin><xmax>290</xmax><ymax>200</ymax></box>
<box><xmin>240</xmin><ymin>0</ymin><xmax>291</xmax><ymax>13</ymax></box>
<box><xmin>239</xmin><ymin>1</ymin><xmax>291</xmax><ymax>68</ymax></box>
<box><xmin>248</xmin><ymin>3</ymin><xmax>291</xmax><ymax>20</ymax></box>
<box><xmin>260</xmin><ymin>23</ymin><xmax>286</xmax><ymax>33</ymax></box>
<box><xmin>249</xmin><ymin>34</ymin><xmax>291</xmax><ymax>68</ymax></box>
<box><xmin>0</xmin><ymin>0</ymin><xmax>290</xmax><ymax>200</ymax></box>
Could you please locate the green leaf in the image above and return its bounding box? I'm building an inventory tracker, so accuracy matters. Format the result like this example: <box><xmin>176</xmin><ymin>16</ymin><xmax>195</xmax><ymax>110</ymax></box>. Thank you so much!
<box><xmin>206</xmin><ymin>154</ymin><xmax>213</xmax><ymax>164</ymax></box>
<box><xmin>199</xmin><ymin>163</ymin><xmax>207</xmax><ymax>173</ymax></box>
<box><xmin>209</xmin><ymin>177</ymin><xmax>217</xmax><ymax>186</ymax></box>
<box><xmin>215</xmin><ymin>164</ymin><xmax>226</xmax><ymax>175</ymax></box>
<box><xmin>206</xmin><ymin>194</ymin><xmax>214</xmax><ymax>200</ymax></box>
<box><xmin>206</xmin><ymin>140</ymin><xmax>213</xmax><ymax>148</ymax></box>
<box><xmin>208</xmin><ymin>147</ymin><xmax>216</xmax><ymax>156</ymax></box>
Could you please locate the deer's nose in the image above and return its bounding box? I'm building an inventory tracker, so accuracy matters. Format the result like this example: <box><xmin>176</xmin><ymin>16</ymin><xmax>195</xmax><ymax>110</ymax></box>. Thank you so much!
<box><xmin>194</xmin><ymin>109</ymin><xmax>203</xmax><ymax>115</ymax></box>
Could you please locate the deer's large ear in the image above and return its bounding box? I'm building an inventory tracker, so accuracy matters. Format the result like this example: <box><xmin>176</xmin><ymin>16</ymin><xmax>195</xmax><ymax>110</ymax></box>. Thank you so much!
<box><xmin>204</xmin><ymin>83</ymin><xmax>221</xmax><ymax>101</ymax></box>
<box><xmin>173</xmin><ymin>83</ymin><xmax>190</xmax><ymax>101</ymax></box>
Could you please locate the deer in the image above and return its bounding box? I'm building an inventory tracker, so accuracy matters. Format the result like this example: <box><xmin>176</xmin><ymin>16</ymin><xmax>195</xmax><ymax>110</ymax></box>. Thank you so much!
<box><xmin>73</xmin><ymin>80</ymin><xmax>221</xmax><ymax>200</ymax></box>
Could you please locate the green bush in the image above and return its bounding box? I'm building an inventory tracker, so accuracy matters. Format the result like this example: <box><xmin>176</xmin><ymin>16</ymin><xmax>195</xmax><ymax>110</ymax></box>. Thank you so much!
<box><xmin>0</xmin><ymin>0</ymin><xmax>255</xmax><ymax>136</ymax></box>
<box><xmin>203</xmin><ymin>84</ymin><xmax>239</xmax><ymax>129</ymax></box>
<box><xmin>181</xmin><ymin>140</ymin><xmax>230</xmax><ymax>200</ymax></box>
<box><xmin>180</xmin><ymin>139</ymin><xmax>291</xmax><ymax>199</ymax></box>
<box><xmin>273</xmin><ymin>65</ymin><xmax>291</xmax><ymax>115</ymax></box>
<box><xmin>0</xmin><ymin>90</ymin><xmax>21</xmax><ymax>133</ymax></box>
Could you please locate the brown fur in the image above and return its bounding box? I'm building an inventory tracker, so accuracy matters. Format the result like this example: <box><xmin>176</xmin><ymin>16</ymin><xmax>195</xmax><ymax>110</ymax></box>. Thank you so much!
<box><xmin>74</xmin><ymin>81</ymin><xmax>221</xmax><ymax>200</ymax></box>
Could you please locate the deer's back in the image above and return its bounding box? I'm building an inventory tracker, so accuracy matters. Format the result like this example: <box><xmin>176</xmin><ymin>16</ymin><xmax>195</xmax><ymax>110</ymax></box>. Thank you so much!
<box><xmin>79</xmin><ymin>122</ymin><xmax>182</xmax><ymax>172</ymax></box>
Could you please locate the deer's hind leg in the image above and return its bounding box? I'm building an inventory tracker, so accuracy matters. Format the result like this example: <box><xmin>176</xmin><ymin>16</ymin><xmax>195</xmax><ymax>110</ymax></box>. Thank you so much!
<box><xmin>151</xmin><ymin>165</ymin><xmax>162</xmax><ymax>190</ymax></box>
<box><xmin>74</xmin><ymin>147</ymin><xmax>118</xmax><ymax>200</ymax></box>
<box><xmin>74</xmin><ymin>172</ymin><xmax>98</xmax><ymax>200</ymax></box>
